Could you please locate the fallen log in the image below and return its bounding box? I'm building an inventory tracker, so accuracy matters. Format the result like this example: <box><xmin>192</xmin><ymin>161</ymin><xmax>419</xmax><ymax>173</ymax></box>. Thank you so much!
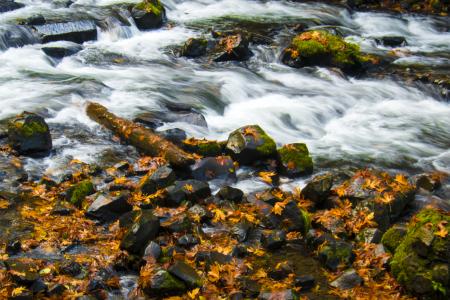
<box><xmin>86</xmin><ymin>102</ymin><xmax>195</xmax><ymax>169</ymax></box>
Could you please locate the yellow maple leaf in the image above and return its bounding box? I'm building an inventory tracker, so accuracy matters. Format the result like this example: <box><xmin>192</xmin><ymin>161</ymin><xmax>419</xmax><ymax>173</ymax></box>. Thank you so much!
<box><xmin>435</xmin><ymin>221</ymin><xmax>448</xmax><ymax>238</ymax></box>
<box><xmin>187</xmin><ymin>288</ymin><xmax>200</xmax><ymax>299</ymax></box>
<box><xmin>272</xmin><ymin>201</ymin><xmax>286</xmax><ymax>215</ymax></box>
<box><xmin>11</xmin><ymin>287</ymin><xmax>27</xmax><ymax>297</ymax></box>
<box><xmin>208</xmin><ymin>264</ymin><xmax>221</xmax><ymax>282</ymax></box>
<box><xmin>395</xmin><ymin>174</ymin><xmax>409</xmax><ymax>186</ymax></box>
<box><xmin>253</xmin><ymin>268</ymin><xmax>267</xmax><ymax>280</ymax></box>
<box><xmin>0</xmin><ymin>199</ymin><xmax>10</xmax><ymax>210</ymax></box>
<box><xmin>378</xmin><ymin>193</ymin><xmax>394</xmax><ymax>204</ymax></box>
<box><xmin>259</xmin><ymin>171</ymin><xmax>276</xmax><ymax>185</ymax></box>
<box><xmin>184</xmin><ymin>184</ymin><xmax>194</xmax><ymax>192</ymax></box>
<box><xmin>212</xmin><ymin>208</ymin><xmax>226</xmax><ymax>223</ymax></box>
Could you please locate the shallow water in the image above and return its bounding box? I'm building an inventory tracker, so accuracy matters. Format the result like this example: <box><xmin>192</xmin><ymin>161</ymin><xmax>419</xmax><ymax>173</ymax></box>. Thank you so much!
<box><xmin>0</xmin><ymin>0</ymin><xmax>449</xmax><ymax>189</ymax></box>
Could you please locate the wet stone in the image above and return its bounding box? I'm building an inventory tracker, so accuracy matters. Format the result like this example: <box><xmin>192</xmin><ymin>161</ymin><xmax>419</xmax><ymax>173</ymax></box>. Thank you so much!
<box><xmin>131</xmin><ymin>0</ymin><xmax>165</xmax><ymax>30</ymax></box>
<box><xmin>181</xmin><ymin>37</ymin><xmax>208</xmax><ymax>58</ymax></box>
<box><xmin>6</xmin><ymin>239</ymin><xmax>21</xmax><ymax>255</ymax></box>
<box><xmin>33</xmin><ymin>20</ymin><xmax>98</xmax><ymax>44</ymax></box>
<box><xmin>300</xmin><ymin>173</ymin><xmax>333</xmax><ymax>206</ymax></box>
<box><xmin>196</xmin><ymin>251</ymin><xmax>232</xmax><ymax>266</ymax></box>
<box><xmin>0</xmin><ymin>1</ymin><xmax>25</xmax><ymax>13</ymax></box>
<box><xmin>278</xmin><ymin>143</ymin><xmax>313</xmax><ymax>177</ymax></box>
<box><xmin>177</xmin><ymin>234</ymin><xmax>199</xmax><ymax>248</ymax></box>
<box><xmin>217</xmin><ymin>185</ymin><xmax>244</xmax><ymax>202</ymax></box>
<box><xmin>120</xmin><ymin>209</ymin><xmax>160</xmax><ymax>255</ymax></box>
<box><xmin>160</xmin><ymin>214</ymin><xmax>192</xmax><ymax>233</ymax></box>
<box><xmin>191</xmin><ymin>156</ymin><xmax>236</xmax><ymax>182</ymax></box>
<box><xmin>213</xmin><ymin>33</ymin><xmax>253</xmax><ymax>62</ymax></box>
<box><xmin>140</xmin><ymin>165</ymin><xmax>176</xmax><ymax>195</ymax></box>
<box><xmin>4</xmin><ymin>259</ymin><xmax>40</xmax><ymax>285</ymax></box>
<box><xmin>86</xmin><ymin>191</ymin><xmax>132</xmax><ymax>222</ymax></box>
<box><xmin>168</xmin><ymin>261</ymin><xmax>202</xmax><ymax>287</ymax></box>
<box><xmin>317</xmin><ymin>239</ymin><xmax>354</xmax><ymax>272</ymax></box>
<box><xmin>143</xmin><ymin>241</ymin><xmax>161</xmax><ymax>260</ymax></box>
<box><xmin>330</xmin><ymin>268</ymin><xmax>363</xmax><ymax>290</ymax></box>
<box><xmin>144</xmin><ymin>269</ymin><xmax>186</xmax><ymax>296</ymax></box>
<box><xmin>165</xmin><ymin>180</ymin><xmax>211</xmax><ymax>206</ymax></box>
<box><xmin>42</xmin><ymin>41</ymin><xmax>83</xmax><ymax>59</ymax></box>
<box><xmin>294</xmin><ymin>275</ymin><xmax>315</xmax><ymax>291</ymax></box>
<box><xmin>375</xmin><ymin>36</ymin><xmax>407</xmax><ymax>47</ymax></box>
<box><xmin>262</xmin><ymin>230</ymin><xmax>286</xmax><ymax>250</ymax></box>
<box><xmin>159</xmin><ymin>128</ymin><xmax>187</xmax><ymax>145</ymax></box>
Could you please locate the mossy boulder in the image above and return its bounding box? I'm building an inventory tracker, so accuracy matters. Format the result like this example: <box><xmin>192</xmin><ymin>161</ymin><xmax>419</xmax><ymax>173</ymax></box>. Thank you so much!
<box><xmin>181</xmin><ymin>37</ymin><xmax>208</xmax><ymax>58</ymax></box>
<box><xmin>142</xmin><ymin>269</ymin><xmax>186</xmax><ymax>296</ymax></box>
<box><xmin>390</xmin><ymin>209</ymin><xmax>450</xmax><ymax>297</ymax></box>
<box><xmin>381</xmin><ymin>224</ymin><xmax>407</xmax><ymax>253</ymax></box>
<box><xmin>65</xmin><ymin>180</ymin><xmax>95</xmax><ymax>208</ymax></box>
<box><xmin>8</xmin><ymin>112</ymin><xmax>52</xmax><ymax>156</ymax></box>
<box><xmin>317</xmin><ymin>239</ymin><xmax>355</xmax><ymax>271</ymax></box>
<box><xmin>131</xmin><ymin>0</ymin><xmax>165</xmax><ymax>30</ymax></box>
<box><xmin>278</xmin><ymin>143</ymin><xmax>313</xmax><ymax>178</ymax></box>
<box><xmin>281</xmin><ymin>30</ymin><xmax>375</xmax><ymax>74</ymax></box>
<box><xmin>226</xmin><ymin>125</ymin><xmax>277</xmax><ymax>165</ymax></box>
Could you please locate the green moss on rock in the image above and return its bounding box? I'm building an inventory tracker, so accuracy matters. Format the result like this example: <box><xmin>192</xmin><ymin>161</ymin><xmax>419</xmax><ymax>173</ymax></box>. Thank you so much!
<box><xmin>381</xmin><ymin>225</ymin><xmax>407</xmax><ymax>253</ymax></box>
<box><xmin>282</xmin><ymin>30</ymin><xmax>376</xmax><ymax>73</ymax></box>
<box><xmin>278</xmin><ymin>143</ymin><xmax>313</xmax><ymax>177</ymax></box>
<box><xmin>66</xmin><ymin>180</ymin><xmax>95</xmax><ymax>208</ymax></box>
<box><xmin>134</xmin><ymin>0</ymin><xmax>163</xmax><ymax>16</ymax></box>
<box><xmin>132</xmin><ymin>0</ymin><xmax>165</xmax><ymax>30</ymax></box>
<box><xmin>390</xmin><ymin>209</ymin><xmax>450</xmax><ymax>297</ymax></box>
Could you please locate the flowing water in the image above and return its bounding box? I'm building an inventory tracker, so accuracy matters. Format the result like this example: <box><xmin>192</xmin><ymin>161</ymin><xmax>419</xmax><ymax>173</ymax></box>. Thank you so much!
<box><xmin>0</xmin><ymin>0</ymin><xmax>449</xmax><ymax>190</ymax></box>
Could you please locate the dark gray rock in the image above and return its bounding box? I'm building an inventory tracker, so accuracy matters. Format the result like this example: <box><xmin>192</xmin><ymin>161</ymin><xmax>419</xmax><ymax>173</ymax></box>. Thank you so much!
<box><xmin>294</xmin><ymin>275</ymin><xmax>315</xmax><ymax>291</ymax></box>
<box><xmin>165</xmin><ymin>180</ymin><xmax>211</xmax><ymax>206</ymax></box>
<box><xmin>317</xmin><ymin>239</ymin><xmax>354</xmax><ymax>272</ymax></box>
<box><xmin>191</xmin><ymin>156</ymin><xmax>236</xmax><ymax>182</ymax></box>
<box><xmin>131</xmin><ymin>0</ymin><xmax>165</xmax><ymax>30</ymax></box>
<box><xmin>330</xmin><ymin>268</ymin><xmax>363</xmax><ymax>290</ymax></box>
<box><xmin>0</xmin><ymin>1</ymin><xmax>24</xmax><ymax>13</ymax></box>
<box><xmin>120</xmin><ymin>209</ymin><xmax>160</xmax><ymax>254</ymax></box>
<box><xmin>160</xmin><ymin>214</ymin><xmax>192</xmax><ymax>233</ymax></box>
<box><xmin>7</xmin><ymin>112</ymin><xmax>52</xmax><ymax>156</ymax></box>
<box><xmin>168</xmin><ymin>261</ymin><xmax>202</xmax><ymax>287</ymax></box>
<box><xmin>33</xmin><ymin>20</ymin><xmax>97</xmax><ymax>44</ymax></box>
<box><xmin>261</xmin><ymin>230</ymin><xmax>286</xmax><ymax>250</ymax></box>
<box><xmin>4</xmin><ymin>259</ymin><xmax>40</xmax><ymax>285</ymax></box>
<box><xmin>300</xmin><ymin>173</ymin><xmax>333</xmax><ymax>206</ymax></box>
<box><xmin>0</xmin><ymin>25</ymin><xmax>39</xmax><ymax>50</ymax></box>
<box><xmin>140</xmin><ymin>165</ymin><xmax>176</xmax><ymax>195</ymax></box>
<box><xmin>42</xmin><ymin>41</ymin><xmax>83</xmax><ymax>58</ymax></box>
<box><xmin>212</xmin><ymin>33</ymin><xmax>253</xmax><ymax>62</ymax></box>
<box><xmin>375</xmin><ymin>36</ymin><xmax>407</xmax><ymax>47</ymax></box>
<box><xmin>177</xmin><ymin>234</ymin><xmax>199</xmax><ymax>248</ymax></box>
<box><xmin>217</xmin><ymin>186</ymin><xmax>244</xmax><ymax>202</ymax></box>
<box><xmin>144</xmin><ymin>241</ymin><xmax>161</xmax><ymax>260</ymax></box>
<box><xmin>159</xmin><ymin>128</ymin><xmax>187</xmax><ymax>145</ymax></box>
<box><xmin>143</xmin><ymin>269</ymin><xmax>186</xmax><ymax>296</ymax></box>
<box><xmin>181</xmin><ymin>37</ymin><xmax>208</xmax><ymax>58</ymax></box>
<box><xmin>86</xmin><ymin>191</ymin><xmax>132</xmax><ymax>222</ymax></box>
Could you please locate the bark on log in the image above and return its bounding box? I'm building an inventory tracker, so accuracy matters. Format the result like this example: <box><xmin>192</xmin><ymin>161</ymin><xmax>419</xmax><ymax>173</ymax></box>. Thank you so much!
<box><xmin>86</xmin><ymin>102</ymin><xmax>195</xmax><ymax>169</ymax></box>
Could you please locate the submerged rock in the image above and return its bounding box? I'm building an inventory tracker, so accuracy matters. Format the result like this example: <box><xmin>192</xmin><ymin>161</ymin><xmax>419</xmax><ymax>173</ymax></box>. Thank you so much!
<box><xmin>0</xmin><ymin>1</ymin><xmax>24</xmax><ymax>13</ymax></box>
<box><xmin>0</xmin><ymin>25</ymin><xmax>39</xmax><ymax>50</ymax></box>
<box><xmin>278</xmin><ymin>143</ymin><xmax>313</xmax><ymax>177</ymax></box>
<box><xmin>120</xmin><ymin>209</ymin><xmax>160</xmax><ymax>254</ymax></box>
<box><xmin>281</xmin><ymin>30</ymin><xmax>375</xmax><ymax>74</ymax></box>
<box><xmin>131</xmin><ymin>0</ymin><xmax>165</xmax><ymax>30</ymax></box>
<box><xmin>33</xmin><ymin>20</ymin><xmax>97</xmax><ymax>44</ymax></box>
<box><xmin>42</xmin><ymin>41</ymin><xmax>83</xmax><ymax>59</ymax></box>
<box><xmin>389</xmin><ymin>209</ymin><xmax>450</xmax><ymax>297</ymax></box>
<box><xmin>226</xmin><ymin>125</ymin><xmax>277</xmax><ymax>165</ymax></box>
<box><xmin>8</xmin><ymin>112</ymin><xmax>52</xmax><ymax>156</ymax></box>
<box><xmin>181</xmin><ymin>37</ymin><xmax>208</xmax><ymax>58</ymax></box>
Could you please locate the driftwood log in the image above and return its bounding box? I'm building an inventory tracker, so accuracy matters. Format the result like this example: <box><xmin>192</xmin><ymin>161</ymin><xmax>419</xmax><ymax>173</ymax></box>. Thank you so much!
<box><xmin>86</xmin><ymin>102</ymin><xmax>195</xmax><ymax>169</ymax></box>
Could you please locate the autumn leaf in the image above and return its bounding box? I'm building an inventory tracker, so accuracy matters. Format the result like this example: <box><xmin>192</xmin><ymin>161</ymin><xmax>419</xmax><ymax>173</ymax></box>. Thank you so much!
<box><xmin>212</xmin><ymin>208</ymin><xmax>226</xmax><ymax>223</ymax></box>
<box><xmin>258</xmin><ymin>171</ymin><xmax>276</xmax><ymax>185</ymax></box>
<box><xmin>247</xmin><ymin>247</ymin><xmax>265</xmax><ymax>257</ymax></box>
<box><xmin>184</xmin><ymin>184</ymin><xmax>194</xmax><ymax>192</ymax></box>
<box><xmin>253</xmin><ymin>268</ymin><xmax>267</xmax><ymax>280</ymax></box>
<box><xmin>208</xmin><ymin>264</ymin><xmax>221</xmax><ymax>282</ymax></box>
<box><xmin>272</xmin><ymin>201</ymin><xmax>286</xmax><ymax>215</ymax></box>
<box><xmin>0</xmin><ymin>200</ymin><xmax>10</xmax><ymax>210</ymax></box>
<box><xmin>435</xmin><ymin>221</ymin><xmax>448</xmax><ymax>238</ymax></box>
<box><xmin>394</xmin><ymin>174</ymin><xmax>409</xmax><ymax>186</ymax></box>
<box><xmin>187</xmin><ymin>288</ymin><xmax>200</xmax><ymax>299</ymax></box>
<box><xmin>114</xmin><ymin>176</ymin><xmax>128</xmax><ymax>185</ymax></box>
<box><xmin>11</xmin><ymin>287</ymin><xmax>27</xmax><ymax>297</ymax></box>
<box><xmin>378</xmin><ymin>192</ymin><xmax>394</xmax><ymax>204</ymax></box>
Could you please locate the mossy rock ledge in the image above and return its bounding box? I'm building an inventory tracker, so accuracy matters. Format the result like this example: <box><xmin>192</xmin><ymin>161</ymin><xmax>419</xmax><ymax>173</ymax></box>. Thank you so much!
<box><xmin>281</xmin><ymin>30</ymin><xmax>376</xmax><ymax>74</ymax></box>
<box><xmin>131</xmin><ymin>0</ymin><xmax>165</xmax><ymax>30</ymax></box>
<box><xmin>278</xmin><ymin>143</ymin><xmax>313</xmax><ymax>178</ymax></box>
<box><xmin>389</xmin><ymin>209</ymin><xmax>450</xmax><ymax>297</ymax></box>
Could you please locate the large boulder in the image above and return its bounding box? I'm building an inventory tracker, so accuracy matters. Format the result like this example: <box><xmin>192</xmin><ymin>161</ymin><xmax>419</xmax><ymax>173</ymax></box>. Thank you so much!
<box><xmin>33</xmin><ymin>20</ymin><xmax>97</xmax><ymax>44</ymax></box>
<box><xmin>226</xmin><ymin>125</ymin><xmax>277</xmax><ymax>165</ymax></box>
<box><xmin>131</xmin><ymin>0</ymin><xmax>165</xmax><ymax>30</ymax></box>
<box><xmin>0</xmin><ymin>1</ymin><xmax>24</xmax><ymax>13</ymax></box>
<box><xmin>281</xmin><ymin>30</ymin><xmax>375</xmax><ymax>74</ymax></box>
<box><xmin>120</xmin><ymin>209</ymin><xmax>160</xmax><ymax>254</ymax></box>
<box><xmin>278</xmin><ymin>143</ymin><xmax>313</xmax><ymax>177</ymax></box>
<box><xmin>389</xmin><ymin>209</ymin><xmax>450</xmax><ymax>297</ymax></box>
<box><xmin>8</xmin><ymin>112</ymin><xmax>52</xmax><ymax>156</ymax></box>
